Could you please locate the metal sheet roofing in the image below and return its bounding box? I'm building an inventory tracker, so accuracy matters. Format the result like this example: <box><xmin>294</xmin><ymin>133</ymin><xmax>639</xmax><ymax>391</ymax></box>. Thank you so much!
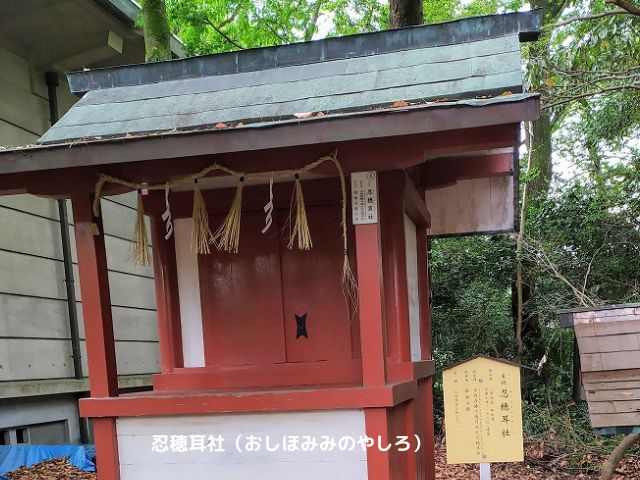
<box><xmin>38</xmin><ymin>11</ymin><xmax>541</xmax><ymax>146</ymax></box>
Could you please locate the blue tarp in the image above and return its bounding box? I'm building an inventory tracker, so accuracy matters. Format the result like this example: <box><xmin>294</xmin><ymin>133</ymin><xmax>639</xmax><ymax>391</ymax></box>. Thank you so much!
<box><xmin>0</xmin><ymin>445</ymin><xmax>95</xmax><ymax>475</ymax></box>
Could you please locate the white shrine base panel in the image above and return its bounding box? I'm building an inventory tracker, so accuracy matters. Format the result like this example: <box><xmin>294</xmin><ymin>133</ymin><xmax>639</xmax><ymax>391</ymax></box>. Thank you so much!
<box><xmin>116</xmin><ymin>410</ymin><xmax>368</xmax><ymax>480</ymax></box>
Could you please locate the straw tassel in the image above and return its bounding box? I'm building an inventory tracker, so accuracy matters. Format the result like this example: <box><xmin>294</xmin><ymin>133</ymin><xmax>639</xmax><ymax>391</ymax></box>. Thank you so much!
<box><xmin>191</xmin><ymin>179</ymin><xmax>214</xmax><ymax>254</ymax></box>
<box><xmin>213</xmin><ymin>177</ymin><xmax>244</xmax><ymax>253</ymax></box>
<box><xmin>287</xmin><ymin>174</ymin><xmax>313</xmax><ymax>250</ymax></box>
<box><xmin>128</xmin><ymin>191</ymin><xmax>152</xmax><ymax>266</ymax></box>
<box><xmin>342</xmin><ymin>252</ymin><xmax>359</xmax><ymax>316</ymax></box>
<box><xmin>331</xmin><ymin>154</ymin><xmax>359</xmax><ymax>316</ymax></box>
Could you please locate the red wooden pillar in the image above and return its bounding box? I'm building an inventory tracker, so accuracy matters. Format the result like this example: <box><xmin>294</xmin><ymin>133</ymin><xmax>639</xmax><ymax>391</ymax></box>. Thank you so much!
<box><xmin>355</xmin><ymin>222</ymin><xmax>387</xmax><ymax>386</ymax></box>
<box><xmin>417</xmin><ymin>227</ymin><xmax>436</xmax><ymax>480</ymax></box>
<box><xmin>364</xmin><ymin>408</ymin><xmax>392</xmax><ymax>480</ymax></box>
<box><xmin>355</xmin><ymin>174</ymin><xmax>390</xmax><ymax>479</ymax></box>
<box><xmin>150</xmin><ymin>215</ymin><xmax>184</xmax><ymax>373</ymax></box>
<box><xmin>379</xmin><ymin>172</ymin><xmax>411</xmax><ymax>364</ymax></box>
<box><xmin>71</xmin><ymin>191</ymin><xmax>120</xmax><ymax>480</ymax></box>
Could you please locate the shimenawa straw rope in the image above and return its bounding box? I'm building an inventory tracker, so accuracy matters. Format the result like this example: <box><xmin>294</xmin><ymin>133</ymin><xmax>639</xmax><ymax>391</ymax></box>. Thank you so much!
<box><xmin>92</xmin><ymin>151</ymin><xmax>358</xmax><ymax>313</ymax></box>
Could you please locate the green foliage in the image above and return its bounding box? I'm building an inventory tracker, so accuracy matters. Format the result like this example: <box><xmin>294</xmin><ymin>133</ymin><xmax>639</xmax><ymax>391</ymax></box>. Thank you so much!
<box><xmin>424</xmin><ymin>0</ymin><xmax>525</xmax><ymax>23</ymax></box>
<box><xmin>431</xmin><ymin>235</ymin><xmax>516</xmax><ymax>369</ymax></box>
<box><xmin>535</xmin><ymin>2</ymin><xmax>640</xmax><ymax>138</ymax></box>
<box><xmin>166</xmin><ymin>0</ymin><xmax>388</xmax><ymax>55</ymax></box>
<box><xmin>167</xmin><ymin>0</ymin><xmax>527</xmax><ymax>56</ymax></box>
<box><xmin>527</xmin><ymin>158</ymin><xmax>640</xmax><ymax>309</ymax></box>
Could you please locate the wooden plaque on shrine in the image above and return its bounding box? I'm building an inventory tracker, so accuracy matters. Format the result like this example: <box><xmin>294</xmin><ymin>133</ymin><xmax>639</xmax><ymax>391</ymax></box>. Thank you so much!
<box><xmin>442</xmin><ymin>355</ymin><xmax>524</xmax><ymax>464</ymax></box>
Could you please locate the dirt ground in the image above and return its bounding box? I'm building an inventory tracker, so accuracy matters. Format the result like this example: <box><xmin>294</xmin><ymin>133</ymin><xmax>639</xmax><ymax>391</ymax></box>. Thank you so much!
<box><xmin>435</xmin><ymin>443</ymin><xmax>640</xmax><ymax>479</ymax></box>
<box><xmin>4</xmin><ymin>445</ymin><xmax>639</xmax><ymax>479</ymax></box>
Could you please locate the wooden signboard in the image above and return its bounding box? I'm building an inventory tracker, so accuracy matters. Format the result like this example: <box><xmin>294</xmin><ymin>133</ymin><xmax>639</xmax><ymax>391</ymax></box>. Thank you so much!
<box><xmin>351</xmin><ymin>171</ymin><xmax>379</xmax><ymax>225</ymax></box>
<box><xmin>442</xmin><ymin>356</ymin><xmax>524</xmax><ymax>470</ymax></box>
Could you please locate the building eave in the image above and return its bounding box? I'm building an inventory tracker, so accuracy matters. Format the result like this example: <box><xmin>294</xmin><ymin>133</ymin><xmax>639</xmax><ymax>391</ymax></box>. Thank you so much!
<box><xmin>0</xmin><ymin>94</ymin><xmax>539</xmax><ymax>176</ymax></box>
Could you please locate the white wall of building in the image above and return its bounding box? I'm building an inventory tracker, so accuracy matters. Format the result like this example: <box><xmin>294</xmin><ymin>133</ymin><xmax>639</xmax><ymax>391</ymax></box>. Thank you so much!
<box><xmin>117</xmin><ymin>410</ymin><xmax>368</xmax><ymax>480</ymax></box>
<box><xmin>404</xmin><ymin>214</ymin><xmax>422</xmax><ymax>362</ymax></box>
<box><xmin>0</xmin><ymin>43</ymin><xmax>160</xmax><ymax>442</ymax></box>
<box><xmin>174</xmin><ymin>218</ymin><xmax>205</xmax><ymax>368</ymax></box>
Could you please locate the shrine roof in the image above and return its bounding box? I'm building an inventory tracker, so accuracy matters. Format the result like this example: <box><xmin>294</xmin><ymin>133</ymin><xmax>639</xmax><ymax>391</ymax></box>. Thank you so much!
<box><xmin>37</xmin><ymin>10</ymin><xmax>541</xmax><ymax>146</ymax></box>
<box><xmin>0</xmin><ymin>11</ymin><xmax>541</xmax><ymax>179</ymax></box>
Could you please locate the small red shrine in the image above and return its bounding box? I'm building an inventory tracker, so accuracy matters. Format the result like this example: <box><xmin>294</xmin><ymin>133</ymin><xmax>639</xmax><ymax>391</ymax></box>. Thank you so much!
<box><xmin>0</xmin><ymin>11</ymin><xmax>540</xmax><ymax>480</ymax></box>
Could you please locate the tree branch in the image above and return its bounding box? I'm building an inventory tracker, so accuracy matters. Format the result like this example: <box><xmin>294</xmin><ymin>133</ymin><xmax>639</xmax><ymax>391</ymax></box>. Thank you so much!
<box><xmin>204</xmin><ymin>19</ymin><xmax>245</xmax><ymax>50</ymax></box>
<box><xmin>523</xmin><ymin>238</ymin><xmax>598</xmax><ymax>308</ymax></box>
<box><xmin>601</xmin><ymin>434</ymin><xmax>640</xmax><ymax>480</ymax></box>
<box><xmin>543</xmin><ymin>82</ymin><xmax>640</xmax><ymax>109</ymax></box>
<box><xmin>606</xmin><ymin>0</ymin><xmax>640</xmax><ymax>16</ymax></box>
<box><xmin>552</xmin><ymin>8</ymin><xmax>630</xmax><ymax>28</ymax></box>
<box><xmin>304</xmin><ymin>0</ymin><xmax>324</xmax><ymax>41</ymax></box>
<box><xmin>265</xmin><ymin>21</ymin><xmax>288</xmax><ymax>44</ymax></box>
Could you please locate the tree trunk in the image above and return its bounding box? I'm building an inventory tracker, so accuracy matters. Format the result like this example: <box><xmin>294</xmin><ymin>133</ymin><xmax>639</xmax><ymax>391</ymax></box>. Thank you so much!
<box><xmin>513</xmin><ymin>0</ymin><xmax>566</xmax><ymax>355</ymax></box>
<box><xmin>524</xmin><ymin>0</ymin><xmax>566</xmax><ymax>201</ymax></box>
<box><xmin>141</xmin><ymin>0</ymin><xmax>172</xmax><ymax>62</ymax></box>
<box><xmin>527</xmin><ymin>110</ymin><xmax>553</xmax><ymax>199</ymax></box>
<box><xmin>389</xmin><ymin>0</ymin><xmax>423</xmax><ymax>27</ymax></box>
<box><xmin>600</xmin><ymin>433</ymin><xmax>640</xmax><ymax>480</ymax></box>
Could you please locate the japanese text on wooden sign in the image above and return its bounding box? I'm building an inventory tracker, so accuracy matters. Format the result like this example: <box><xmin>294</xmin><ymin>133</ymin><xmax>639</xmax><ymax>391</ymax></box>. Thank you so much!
<box><xmin>442</xmin><ymin>356</ymin><xmax>524</xmax><ymax>464</ymax></box>
<box><xmin>351</xmin><ymin>171</ymin><xmax>378</xmax><ymax>225</ymax></box>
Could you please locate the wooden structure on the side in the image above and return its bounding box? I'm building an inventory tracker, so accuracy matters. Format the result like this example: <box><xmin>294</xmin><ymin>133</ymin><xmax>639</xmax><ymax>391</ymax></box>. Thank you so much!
<box><xmin>560</xmin><ymin>304</ymin><xmax>640</xmax><ymax>434</ymax></box>
<box><xmin>0</xmin><ymin>11</ymin><xmax>540</xmax><ymax>480</ymax></box>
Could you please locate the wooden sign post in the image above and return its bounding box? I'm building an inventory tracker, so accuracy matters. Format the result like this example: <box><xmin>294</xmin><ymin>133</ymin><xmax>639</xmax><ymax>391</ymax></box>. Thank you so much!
<box><xmin>442</xmin><ymin>356</ymin><xmax>524</xmax><ymax>476</ymax></box>
<box><xmin>480</xmin><ymin>462</ymin><xmax>491</xmax><ymax>479</ymax></box>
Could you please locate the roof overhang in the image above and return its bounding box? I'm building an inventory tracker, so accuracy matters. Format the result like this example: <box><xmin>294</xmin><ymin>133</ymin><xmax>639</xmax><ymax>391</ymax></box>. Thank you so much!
<box><xmin>0</xmin><ymin>94</ymin><xmax>539</xmax><ymax>178</ymax></box>
<box><xmin>0</xmin><ymin>0</ymin><xmax>183</xmax><ymax>72</ymax></box>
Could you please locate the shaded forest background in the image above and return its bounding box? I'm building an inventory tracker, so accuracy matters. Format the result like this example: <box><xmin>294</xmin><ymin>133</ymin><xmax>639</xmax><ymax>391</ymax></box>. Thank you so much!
<box><xmin>142</xmin><ymin>0</ymin><xmax>640</xmax><ymax>474</ymax></box>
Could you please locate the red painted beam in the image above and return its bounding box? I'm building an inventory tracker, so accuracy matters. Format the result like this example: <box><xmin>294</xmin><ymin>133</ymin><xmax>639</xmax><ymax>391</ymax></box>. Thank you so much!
<box><xmin>420</xmin><ymin>152</ymin><xmax>514</xmax><ymax>190</ymax></box>
<box><xmin>79</xmin><ymin>383</ymin><xmax>416</xmax><ymax>418</ymax></box>
<box><xmin>153</xmin><ymin>360</ymin><xmax>362</xmax><ymax>391</ymax></box>
<box><xmin>1</xmin><ymin>125</ymin><xmax>521</xmax><ymax>198</ymax></box>
<box><xmin>387</xmin><ymin>360</ymin><xmax>435</xmax><ymax>383</ymax></box>
<box><xmin>143</xmin><ymin>177</ymin><xmax>343</xmax><ymax>218</ymax></box>
<box><xmin>404</xmin><ymin>175</ymin><xmax>431</xmax><ymax>228</ymax></box>
<box><xmin>115</xmin><ymin>126</ymin><xmax>519</xmax><ymax>187</ymax></box>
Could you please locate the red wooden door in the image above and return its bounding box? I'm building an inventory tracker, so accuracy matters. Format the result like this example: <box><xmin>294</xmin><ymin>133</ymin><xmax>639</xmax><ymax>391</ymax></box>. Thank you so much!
<box><xmin>198</xmin><ymin>205</ymin><xmax>352</xmax><ymax>366</ymax></box>
<box><xmin>279</xmin><ymin>206</ymin><xmax>353</xmax><ymax>362</ymax></box>
<box><xmin>199</xmin><ymin>211</ymin><xmax>286</xmax><ymax>366</ymax></box>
